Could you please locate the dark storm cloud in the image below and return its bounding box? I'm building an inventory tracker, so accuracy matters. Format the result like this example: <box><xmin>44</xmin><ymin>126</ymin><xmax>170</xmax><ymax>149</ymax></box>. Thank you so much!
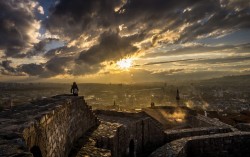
<box><xmin>46</xmin><ymin>0</ymin><xmax>124</xmax><ymax>38</ymax></box>
<box><xmin>0</xmin><ymin>56</ymin><xmax>100</xmax><ymax>77</ymax></box>
<box><xmin>14</xmin><ymin>57</ymin><xmax>73</xmax><ymax>77</ymax></box>
<box><xmin>0</xmin><ymin>60</ymin><xmax>26</xmax><ymax>76</ymax></box>
<box><xmin>14</xmin><ymin>57</ymin><xmax>72</xmax><ymax>77</ymax></box>
<box><xmin>0</xmin><ymin>61</ymin><xmax>45</xmax><ymax>77</ymax></box>
<box><xmin>45</xmin><ymin>56</ymin><xmax>72</xmax><ymax>74</ymax></box>
<box><xmin>2</xmin><ymin>0</ymin><xmax>250</xmax><ymax>78</ymax></box>
<box><xmin>46</xmin><ymin>0</ymin><xmax>250</xmax><ymax>55</ymax></box>
<box><xmin>179</xmin><ymin>9</ymin><xmax>250</xmax><ymax>43</ymax></box>
<box><xmin>26</xmin><ymin>38</ymin><xmax>59</xmax><ymax>57</ymax></box>
<box><xmin>34</xmin><ymin>0</ymin><xmax>249</xmax><ymax>78</ymax></box>
<box><xmin>43</xmin><ymin>55</ymin><xmax>103</xmax><ymax>76</ymax></box>
<box><xmin>78</xmin><ymin>31</ymin><xmax>142</xmax><ymax>65</ymax></box>
<box><xmin>46</xmin><ymin>0</ymin><xmax>201</xmax><ymax>38</ymax></box>
<box><xmin>0</xmin><ymin>60</ymin><xmax>16</xmax><ymax>73</ymax></box>
<box><xmin>44</xmin><ymin>46</ymin><xmax>79</xmax><ymax>59</ymax></box>
<box><xmin>0</xmin><ymin>1</ymin><xmax>39</xmax><ymax>58</ymax></box>
<box><xmin>18</xmin><ymin>63</ymin><xmax>45</xmax><ymax>76</ymax></box>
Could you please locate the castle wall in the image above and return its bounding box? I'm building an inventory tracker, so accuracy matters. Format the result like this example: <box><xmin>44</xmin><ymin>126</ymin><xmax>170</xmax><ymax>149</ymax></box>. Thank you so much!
<box><xmin>112</xmin><ymin>117</ymin><xmax>165</xmax><ymax>157</ymax></box>
<box><xmin>164</xmin><ymin>126</ymin><xmax>232</xmax><ymax>143</ymax></box>
<box><xmin>94</xmin><ymin>110</ymin><xmax>166</xmax><ymax>157</ymax></box>
<box><xmin>149</xmin><ymin>132</ymin><xmax>250</xmax><ymax>157</ymax></box>
<box><xmin>235</xmin><ymin>123</ymin><xmax>250</xmax><ymax>131</ymax></box>
<box><xmin>186</xmin><ymin>132</ymin><xmax>250</xmax><ymax>157</ymax></box>
<box><xmin>0</xmin><ymin>96</ymin><xmax>99</xmax><ymax>157</ymax></box>
<box><xmin>187</xmin><ymin>114</ymin><xmax>230</xmax><ymax>128</ymax></box>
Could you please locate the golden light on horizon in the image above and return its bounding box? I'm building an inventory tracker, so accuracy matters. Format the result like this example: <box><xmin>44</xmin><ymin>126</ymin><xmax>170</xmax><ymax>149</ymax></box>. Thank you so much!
<box><xmin>117</xmin><ymin>58</ymin><xmax>133</xmax><ymax>70</ymax></box>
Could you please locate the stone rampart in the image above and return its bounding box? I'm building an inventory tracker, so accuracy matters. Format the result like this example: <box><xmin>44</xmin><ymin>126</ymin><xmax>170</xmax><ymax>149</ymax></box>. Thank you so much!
<box><xmin>187</xmin><ymin>114</ymin><xmax>231</xmax><ymax>128</ymax></box>
<box><xmin>93</xmin><ymin>110</ymin><xmax>166</xmax><ymax>157</ymax></box>
<box><xmin>150</xmin><ymin>132</ymin><xmax>250</xmax><ymax>157</ymax></box>
<box><xmin>235</xmin><ymin>123</ymin><xmax>250</xmax><ymax>131</ymax></box>
<box><xmin>164</xmin><ymin>126</ymin><xmax>233</xmax><ymax>143</ymax></box>
<box><xmin>0</xmin><ymin>95</ymin><xmax>99</xmax><ymax>157</ymax></box>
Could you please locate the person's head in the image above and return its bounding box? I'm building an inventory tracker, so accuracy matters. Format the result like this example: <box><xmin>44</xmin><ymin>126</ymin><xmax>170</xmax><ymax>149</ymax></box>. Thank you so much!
<box><xmin>73</xmin><ymin>82</ymin><xmax>77</xmax><ymax>86</ymax></box>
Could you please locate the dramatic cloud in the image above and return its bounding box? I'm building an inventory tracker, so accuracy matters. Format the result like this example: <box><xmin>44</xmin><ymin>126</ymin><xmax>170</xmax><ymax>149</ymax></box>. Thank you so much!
<box><xmin>26</xmin><ymin>38</ymin><xmax>59</xmax><ymax>57</ymax></box>
<box><xmin>0</xmin><ymin>0</ymin><xmax>41</xmax><ymax>58</ymax></box>
<box><xmin>45</xmin><ymin>56</ymin><xmax>72</xmax><ymax>74</ymax></box>
<box><xmin>78</xmin><ymin>31</ymin><xmax>142</xmax><ymax>65</ymax></box>
<box><xmin>47</xmin><ymin>0</ymin><xmax>250</xmax><ymax>40</ymax></box>
<box><xmin>44</xmin><ymin>46</ymin><xmax>79</xmax><ymax>59</ymax></box>
<box><xmin>19</xmin><ymin>63</ymin><xmax>45</xmax><ymax>76</ymax></box>
<box><xmin>0</xmin><ymin>0</ymin><xmax>250</xmax><ymax>81</ymax></box>
<box><xmin>46</xmin><ymin>0</ymin><xmax>123</xmax><ymax>38</ymax></box>
<box><xmin>0</xmin><ymin>60</ymin><xmax>16</xmax><ymax>73</ymax></box>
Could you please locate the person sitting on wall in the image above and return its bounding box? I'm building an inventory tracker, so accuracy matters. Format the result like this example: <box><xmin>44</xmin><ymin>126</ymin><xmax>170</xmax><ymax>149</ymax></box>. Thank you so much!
<box><xmin>151</xmin><ymin>102</ymin><xmax>155</xmax><ymax>108</ymax></box>
<box><xmin>71</xmin><ymin>82</ymin><xmax>79</xmax><ymax>96</ymax></box>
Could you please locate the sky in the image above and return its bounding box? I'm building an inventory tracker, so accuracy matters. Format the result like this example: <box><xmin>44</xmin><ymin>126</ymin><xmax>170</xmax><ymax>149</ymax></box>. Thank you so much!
<box><xmin>0</xmin><ymin>0</ymin><xmax>250</xmax><ymax>83</ymax></box>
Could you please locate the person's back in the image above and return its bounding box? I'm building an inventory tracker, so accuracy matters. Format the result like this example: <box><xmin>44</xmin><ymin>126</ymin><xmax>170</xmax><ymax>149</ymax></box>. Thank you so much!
<box><xmin>71</xmin><ymin>82</ymin><xmax>79</xmax><ymax>96</ymax></box>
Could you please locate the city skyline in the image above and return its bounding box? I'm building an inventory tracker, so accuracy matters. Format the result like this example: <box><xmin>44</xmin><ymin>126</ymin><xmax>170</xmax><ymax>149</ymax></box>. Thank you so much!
<box><xmin>0</xmin><ymin>0</ymin><xmax>250</xmax><ymax>83</ymax></box>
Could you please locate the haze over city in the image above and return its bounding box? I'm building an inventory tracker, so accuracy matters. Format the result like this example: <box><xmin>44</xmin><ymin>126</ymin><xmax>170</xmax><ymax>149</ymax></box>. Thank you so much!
<box><xmin>0</xmin><ymin>0</ymin><xmax>250</xmax><ymax>83</ymax></box>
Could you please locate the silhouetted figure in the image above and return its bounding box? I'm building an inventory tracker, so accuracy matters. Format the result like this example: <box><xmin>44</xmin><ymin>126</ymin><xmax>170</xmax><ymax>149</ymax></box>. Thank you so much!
<box><xmin>151</xmin><ymin>102</ymin><xmax>155</xmax><ymax>107</ymax></box>
<box><xmin>71</xmin><ymin>82</ymin><xmax>79</xmax><ymax>96</ymax></box>
<box><xmin>176</xmin><ymin>89</ymin><xmax>180</xmax><ymax>101</ymax></box>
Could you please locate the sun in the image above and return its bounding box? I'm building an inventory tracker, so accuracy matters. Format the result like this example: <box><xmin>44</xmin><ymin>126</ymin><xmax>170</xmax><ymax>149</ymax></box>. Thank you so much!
<box><xmin>117</xmin><ymin>58</ymin><xmax>133</xmax><ymax>69</ymax></box>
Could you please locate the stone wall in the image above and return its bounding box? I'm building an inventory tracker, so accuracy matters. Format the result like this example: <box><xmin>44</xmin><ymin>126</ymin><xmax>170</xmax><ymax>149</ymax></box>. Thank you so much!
<box><xmin>235</xmin><ymin>123</ymin><xmax>250</xmax><ymax>131</ymax></box>
<box><xmin>187</xmin><ymin>114</ymin><xmax>231</xmax><ymax>128</ymax></box>
<box><xmin>0</xmin><ymin>96</ymin><xmax>99</xmax><ymax>157</ymax></box>
<box><xmin>164</xmin><ymin>126</ymin><xmax>232</xmax><ymax>143</ymax></box>
<box><xmin>186</xmin><ymin>132</ymin><xmax>250</xmax><ymax>157</ymax></box>
<box><xmin>150</xmin><ymin>132</ymin><xmax>250</xmax><ymax>157</ymax></box>
<box><xmin>93</xmin><ymin>110</ymin><xmax>166</xmax><ymax>157</ymax></box>
<box><xmin>113</xmin><ymin>116</ymin><xmax>165</xmax><ymax>157</ymax></box>
<box><xmin>162</xmin><ymin>114</ymin><xmax>235</xmax><ymax>143</ymax></box>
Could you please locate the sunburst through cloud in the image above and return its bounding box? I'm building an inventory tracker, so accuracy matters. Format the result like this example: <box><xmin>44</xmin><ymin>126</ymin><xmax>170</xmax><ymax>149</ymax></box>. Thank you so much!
<box><xmin>117</xmin><ymin>58</ymin><xmax>133</xmax><ymax>70</ymax></box>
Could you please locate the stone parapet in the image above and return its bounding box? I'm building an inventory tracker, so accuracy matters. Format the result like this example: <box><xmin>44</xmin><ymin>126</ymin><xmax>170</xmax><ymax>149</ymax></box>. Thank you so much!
<box><xmin>150</xmin><ymin>132</ymin><xmax>250</xmax><ymax>157</ymax></box>
<box><xmin>235</xmin><ymin>123</ymin><xmax>250</xmax><ymax>131</ymax></box>
<box><xmin>0</xmin><ymin>95</ymin><xmax>99</xmax><ymax>157</ymax></box>
<box><xmin>164</xmin><ymin>126</ymin><xmax>233</xmax><ymax>143</ymax></box>
<box><xmin>91</xmin><ymin>110</ymin><xmax>166</xmax><ymax>157</ymax></box>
